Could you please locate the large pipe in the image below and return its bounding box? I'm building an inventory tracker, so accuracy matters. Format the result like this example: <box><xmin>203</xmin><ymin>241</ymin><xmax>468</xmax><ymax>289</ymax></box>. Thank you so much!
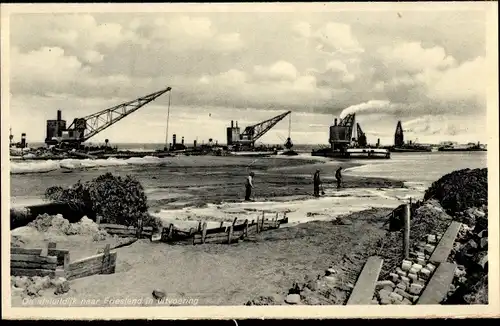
<box><xmin>57</xmin><ymin>110</ymin><xmax>62</xmax><ymax>121</ymax></box>
<box><xmin>334</xmin><ymin>118</ymin><xmax>338</xmax><ymax>126</ymax></box>
<box><xmin>231</xmin><ymin>120</ymin><xmax>234</xmax><ymax>128</ymax></box>
<box><xmin>173</xmin><ymin>134</ymin><xmax>177</xmax><ymax>146</ymax></box>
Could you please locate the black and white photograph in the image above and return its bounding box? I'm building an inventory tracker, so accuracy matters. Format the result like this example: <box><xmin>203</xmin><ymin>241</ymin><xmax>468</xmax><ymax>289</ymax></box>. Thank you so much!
<box><xmin>2</xmin><ymin>1</ymin><xmax>498</xmax><ymax>319</ymax></box>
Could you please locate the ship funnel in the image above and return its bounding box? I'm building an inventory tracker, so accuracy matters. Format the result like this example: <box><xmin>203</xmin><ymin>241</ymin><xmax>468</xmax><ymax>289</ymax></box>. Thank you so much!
<box><xmin>231</xmin><ymin>120</ymin><xmax>234</xmax><ymax>128</ymax></box>
<box><xmin>334</xmin><ymin>118</ymin><xmax>338</xmax><ymax>126</ymax></box>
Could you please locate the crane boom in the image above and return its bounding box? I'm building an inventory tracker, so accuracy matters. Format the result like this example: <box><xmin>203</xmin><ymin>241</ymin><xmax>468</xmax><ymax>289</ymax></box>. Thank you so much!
<box><xmin>66</xmin><ymin>86</ymin><xmax>172</xmax><ymax>143</ymax></box>
<box><xmin>240</xmin><ymin>110</ymin><xmax>291</xmax><ymax>145</ymax></box>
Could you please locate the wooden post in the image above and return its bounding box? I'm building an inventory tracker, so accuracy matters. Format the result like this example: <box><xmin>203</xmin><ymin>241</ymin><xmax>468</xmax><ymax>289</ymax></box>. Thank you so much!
<box><xmin>201</xmin><ymin>222</ymin><xmax>207</xmax><ymax>244</ymax></box>
<box><xmin>63</xmin><ymin>252</ymin><xmax>70</xmax><ymax>278</ymax></box>
<box><xmin>403</xmin><ymin>203</ymin><xmax>411</xmax><ymax>259</ymax></box>
<box><xmin>220</xmin><ymin>221</ymin><xmax>224</xmax><ymax>228</ymax></box>
<box><xmin>102</xmin><ymin>244</ymin><xmax>111</xmax><ymax>274</ymax></box>
<box><xmin>168</xmin><ymin>224</ymin><xmax>174</xmax><ymax>239</ymax></box>
<box><xmin>261</xmin><ymin>214</ymin><xmax>265</xmax><ymax>231</ymax></box>
<box><xmin>256</xmin><ymin>216</ymin><xmax>260</xmax><ymax>233</ymax></box>
<box><xmin>136</xmin><ymin>218</ymin><xmax>143</xmax><ymax>239</ymax></box>
<box><xmin>228</xmin><ymin>225</ymin><xmax>234</xmax><ymax>244</ymax></box>
<box><xmin>244</xmin><ymin>219</ymin><xmax>249</xmax><ymax>238</ymax></box>
<box><xmin>198</xmin><ymin>221</ymin><xmax>202</xmax><ymax>232</ymax></box>
<box><xmin>275</xmin><ymin>213</ymin><xmax>279</xmax><ymax>228</ymax></box>
<box><xmin>232</xmin><ymin>217</ymin><xmax>238</xmax><ymax>226</ymax></box>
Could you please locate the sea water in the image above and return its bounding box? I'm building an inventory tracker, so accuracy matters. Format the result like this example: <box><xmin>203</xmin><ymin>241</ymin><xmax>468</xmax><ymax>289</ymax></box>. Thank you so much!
<box><xmin>9</xmin><ymin>151</ymin><xmax>487</xmax><ymax>226</ymax></box>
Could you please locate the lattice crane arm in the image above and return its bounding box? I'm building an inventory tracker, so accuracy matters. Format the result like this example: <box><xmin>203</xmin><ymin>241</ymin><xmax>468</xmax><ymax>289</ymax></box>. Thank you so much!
<box><xmin>67</xmin><ymin>86</ymin><xmax>172</xmax><ymax>142</ymax></box>
<box><xmin>241</xmin><ymin>110</ymin><xmax>291</xmax><ymax>143</ymax></box>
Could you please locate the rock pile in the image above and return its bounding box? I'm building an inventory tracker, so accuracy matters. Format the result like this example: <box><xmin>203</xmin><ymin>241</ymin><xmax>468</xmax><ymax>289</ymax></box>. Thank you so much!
<box><xmin>424</xmin><ymin>168</ymin><xmax>487</xmax><ymax>215</ymax></box>
<box><xmin>26</xmin><ymin>214</ymin><xmax>109</xmax><ymax>241</ymax></box>
<box><xmin>372</xmin><ymin>230</ymin><xmax>443</xmax><ymax>305</ymax></box>
<box><xmin>11</xmin><ymin>275</ymin><xmax>70</xmax><ymax>298</ymax></box>
<box><xmin>445</xmin><ymin>208</ymin><xmax>488</xmax><ymax>304</ymax></box>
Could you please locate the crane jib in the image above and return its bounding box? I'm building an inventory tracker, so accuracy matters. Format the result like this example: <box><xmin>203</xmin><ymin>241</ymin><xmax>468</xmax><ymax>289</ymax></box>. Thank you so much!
<box><xmin>65</xmin><ymin>86</ymin><xmax>172</xmax><ymax>143</ymax></box>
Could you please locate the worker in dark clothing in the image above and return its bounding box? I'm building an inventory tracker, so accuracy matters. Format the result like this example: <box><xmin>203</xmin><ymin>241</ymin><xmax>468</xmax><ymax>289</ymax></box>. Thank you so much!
<box><xmin>313</xmin><ymin>169</ymin><xmax>321</xmax><ymax>197</ymax></box>
<box><xmin>245</xmin><ymin>172</ymin><xmax>255</xmax><ymax>201</ymax></box>
<box><xmin>335</xmin><ymin>167</ymin><xmax>343</xmax><ymax>189</ymax></box>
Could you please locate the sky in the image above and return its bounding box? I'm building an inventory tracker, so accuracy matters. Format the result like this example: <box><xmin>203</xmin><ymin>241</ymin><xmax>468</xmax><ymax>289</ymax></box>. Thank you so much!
<box><xmin>7</xmin><ymin>4</ymin><xmax>492</xmax><ymax>146</ymax></box>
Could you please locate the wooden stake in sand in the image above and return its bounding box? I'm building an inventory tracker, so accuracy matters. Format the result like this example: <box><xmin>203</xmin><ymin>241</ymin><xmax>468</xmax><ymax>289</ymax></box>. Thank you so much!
<box><xmin>256</xmin><ymin>216</ymin><xmax>260</xmax><ymax>233</ymax></box>
<box><xmin>201</xmin><ymin>222</ymin><xmax>207</xmax><ymax>244</ymax></box>
<box><xmin>403</xmin><ymin>204</ymin><xmax>411</xmax><ymax>259</ymax></box>
<box><xmin>228</xmin><ymin>225</ymin><xmax>234</xmax><ymax>244</ymax></box>
<box><xmin>244</xmin><ymin>219</ymin><xmax>249</xmax><ymax>238</ymax></box>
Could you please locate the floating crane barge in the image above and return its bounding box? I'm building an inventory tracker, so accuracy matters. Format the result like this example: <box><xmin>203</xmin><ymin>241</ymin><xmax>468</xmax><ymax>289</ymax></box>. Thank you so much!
<box><xmin>311</xmin><ymin>113</ymin><xmax>390</xmax><ymax>159</ymax></box>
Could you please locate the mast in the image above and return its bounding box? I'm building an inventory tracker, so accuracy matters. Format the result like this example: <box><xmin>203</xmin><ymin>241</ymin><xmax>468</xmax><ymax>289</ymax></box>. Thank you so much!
<box><xmin>165</xmin><ymin>91</ymin><xmax>171</xmax><ymax>150</ymax></box>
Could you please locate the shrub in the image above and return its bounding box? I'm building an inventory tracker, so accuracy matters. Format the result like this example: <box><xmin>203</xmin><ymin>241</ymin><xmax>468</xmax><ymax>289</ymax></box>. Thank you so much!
<box><xmin>44</xmin><ymin>173</ymin><xmax>150</xmax><ymax>227</ymax></box>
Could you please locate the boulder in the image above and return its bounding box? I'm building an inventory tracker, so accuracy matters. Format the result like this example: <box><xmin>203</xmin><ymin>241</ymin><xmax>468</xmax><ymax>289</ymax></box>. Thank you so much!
<box><xmin>377</xmin><ymin>288</ymin><xmax>392</xmax><ymax>301</ymax></box>
<box><xmin>53</xmin><ymin>277</ymin><xmax>70</xmax><ymax>295</ymax></box>
<box><xmin>152</xmin><ymin>289</ymin><xmax>166</xmax><ymax>300</ymax></box>
<box><xmin>26</xmin><ymin>284</ymin><xmax>40</xmax><ymax>297</ymax></box>
<box><xmin>325</xmin><ymin>268</ymin><xmax>337</xmax><ymax>276</ymax></box>
<box><xmin>285</xmin><ymin>294</ymin><xmax>301</xmax><ymax>304</ymax></box>
<box><xmin>14</xmin><ymin>276</ymin><xmax>30</xmax><ymax>289</ymax></box>
<box><xmin>375</xmin><ymin>280</ymin><xmax>396</xmax><ymax>290</ymax></box>
<box><xmin>306</xmin><ymin>280</ymin><xmax>318</xmax><ymax>291</ymax></box>
<box><xmin>479</xmin><ymin>237</ymin><xmax>488</xmax><ymax>249</ymax></box>
<box><xmin>245</xmin><ymin>295</ymin><xmax>277</xmax><ymax>306</ymax></box>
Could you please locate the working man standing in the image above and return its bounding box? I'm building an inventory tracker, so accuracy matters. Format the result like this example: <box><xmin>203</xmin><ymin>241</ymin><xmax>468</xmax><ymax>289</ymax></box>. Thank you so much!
<box><xmin>245</xmin><ymin>172</ymin><xmax>255</xmax><ymax>201</ymax></box>
<box><xmin>335</xmin><ymin>166</ymin><xmax>343</xmax><ymax>189</ymax></box>
<box><xmin>313</xmin><ymin>169</ymin><xmax>321</xmax><ymax>197</ymax></box>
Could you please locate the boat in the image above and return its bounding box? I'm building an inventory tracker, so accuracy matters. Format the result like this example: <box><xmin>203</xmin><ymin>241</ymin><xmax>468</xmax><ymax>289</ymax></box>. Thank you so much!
<box><xmin>438</xmin><ymin>142</ymin><xmax>487</xmax><ymax>152</ymax></box>
<box><xmin>312</xmin><ymin>147</ymin><xmax>390</xmax><ymax>159</ymax></box>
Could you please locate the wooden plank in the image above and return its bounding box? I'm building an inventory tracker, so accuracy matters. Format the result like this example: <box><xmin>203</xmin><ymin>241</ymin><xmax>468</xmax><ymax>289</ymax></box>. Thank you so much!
<box><xmin>11</xmin><ymin>254</ymin><xmax>57</xmax><ymax>264</ymax></box>
<box><xmin>11</xmin><ymin>261</ymin><xmax>57</xmax><ymax>269</ymax></box>
<box><xmin>429</xmin><ymin>221</ymin><xmax>462</xmax><ymax>264</ymax></box>
<box><xmin>11</xmin><ymin>248</ymin><xmax>43</xmax><ymax>255</ymax></box>
<box><xmin>69</xmin><ymin>254</ymin><xmax>117</xmax><ymax>277</ymax></box>
<box><xmin>417</xmin><ymin>262</ymin><xmax>457</xmax><ymax>304</ymax></box>
<box><xmin>11</xmin><ymin>268</ymin><xmax>55</xmax><ymax>277</ymax></box>
<box><xmin>69</xmin><ymin>251</ymin><xmax>112</xmax><ymax>267</ymax></box>
<box><xmin>11</xmin><ymin>247</ymin><xmax>68</xmax><ymax>265</ymax></box>
<box><xmin>347</xmin><ymin>256</ymin><xmax>384</xmax><ymax>305</ymax></box>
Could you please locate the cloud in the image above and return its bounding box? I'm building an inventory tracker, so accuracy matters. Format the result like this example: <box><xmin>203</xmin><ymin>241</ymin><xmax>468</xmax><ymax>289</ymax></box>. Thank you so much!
<box><xmin>377</xmin><ymin>42</ymin><xmax>456</xmax><ymax>73</ymax></box>
<box><xmin>296</xmin><ymin>22</ymin><xmax>364</xmax><ymax>55</ymax></box>
<box><xmin>253</xmin><ymin>61</ymin><xmax>298</xmax><ymax>82</ymax></box>
<box><xmin>130</xmin><ymin>15</ymin><xmax>244</xmax><ymax>53</ymax></box>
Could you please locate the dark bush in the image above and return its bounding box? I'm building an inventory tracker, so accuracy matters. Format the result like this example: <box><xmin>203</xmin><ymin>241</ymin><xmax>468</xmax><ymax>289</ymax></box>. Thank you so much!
<box><xmin>423</xmin><ymin>168</ymin><xmax>488</xmax><ymax>215</ymax></box>
<box><xmin>44</xmin><ymin>173</ymin><xmax>150</xmax><ymax>227</ymax></box>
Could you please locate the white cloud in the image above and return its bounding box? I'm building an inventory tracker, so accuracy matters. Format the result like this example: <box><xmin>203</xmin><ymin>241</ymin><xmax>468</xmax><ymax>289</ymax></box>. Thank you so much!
<box><xmin>292</xmin><ymin>22</ymin><xmax>311</xmax><ymax>38</ymax></box>
<box><xmin>378</xmin><ymin>42</ymin><xmax>456</xmax><ymax>73</ymax></box>
<box><xmin>313</xmin><ymin>22</ymin><xmax>364</xmax><ymax>54</ymax></box>
<box><xmin>254</xmin><ymin>61</ymin><xmax>298</xmax><ymax>82</ymax></box>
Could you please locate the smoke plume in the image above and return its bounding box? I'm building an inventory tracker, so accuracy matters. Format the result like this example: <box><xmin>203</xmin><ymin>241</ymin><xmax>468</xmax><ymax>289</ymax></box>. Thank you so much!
<box><xmin>339</xmin><ymin>100</ymin><xmax>397</xmax><ymax>118</ymax></box>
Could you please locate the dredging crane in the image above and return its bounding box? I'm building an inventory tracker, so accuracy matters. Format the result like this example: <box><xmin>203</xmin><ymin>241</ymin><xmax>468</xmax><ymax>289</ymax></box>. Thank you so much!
<box><xmin>312</xmin><ymin>112</ymin><xmax>390</xmax><ymax>158</ymax></box>
<box><xmin>45</xmin><ymin>86</ymin><xmax>172</xmax><ymax>148</ymax></box>
<box><xmin>226</xmin><ymin>110</ymin><xmax>291</xmax><ymax>150</ymax></box>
